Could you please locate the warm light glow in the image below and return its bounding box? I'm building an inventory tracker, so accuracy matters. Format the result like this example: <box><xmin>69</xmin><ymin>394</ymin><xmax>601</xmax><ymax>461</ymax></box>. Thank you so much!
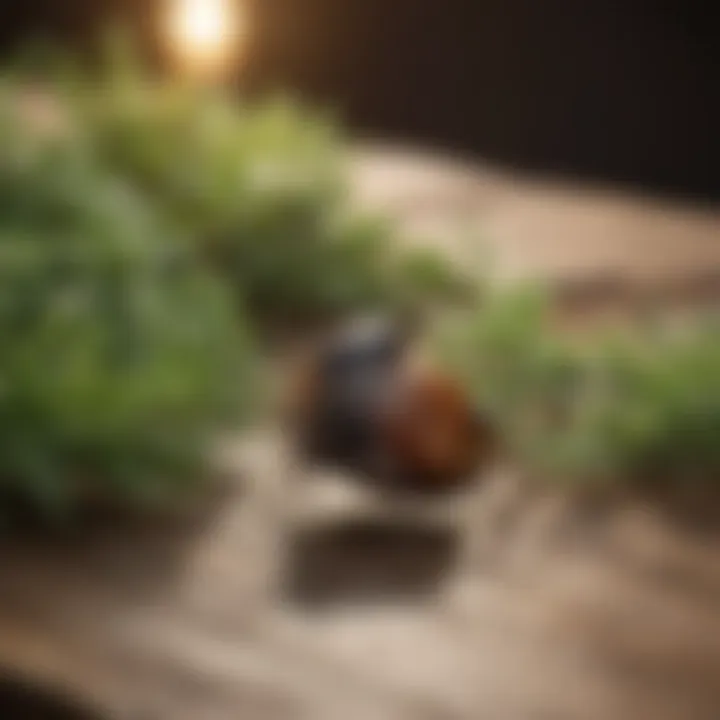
<box><xmin>164</xmin><ymin>0</ymin><xmax>247</xmax><ymax>80</ymax></box>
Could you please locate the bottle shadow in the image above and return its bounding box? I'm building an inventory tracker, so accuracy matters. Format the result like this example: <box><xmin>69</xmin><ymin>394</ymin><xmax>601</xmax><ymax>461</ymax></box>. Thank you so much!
<box><xmin>281</xmin><ymin>515</ymin><xmax>460</xmax><ymax>609</ymax></box>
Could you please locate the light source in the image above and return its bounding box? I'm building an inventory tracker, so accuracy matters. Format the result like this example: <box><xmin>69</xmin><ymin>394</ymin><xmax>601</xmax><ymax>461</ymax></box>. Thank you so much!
<box><xmin>163</xmin><ymin>0</ymin><xmax>248</xmax><ymax>82</ymax></box>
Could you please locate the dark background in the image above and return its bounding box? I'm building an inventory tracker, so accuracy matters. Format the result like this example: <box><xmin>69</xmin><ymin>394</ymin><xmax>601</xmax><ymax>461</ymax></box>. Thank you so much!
<box><xmin>1</xmin><ymin>0</ymin><xmax>717</xmax><ymax>201</ymax></box>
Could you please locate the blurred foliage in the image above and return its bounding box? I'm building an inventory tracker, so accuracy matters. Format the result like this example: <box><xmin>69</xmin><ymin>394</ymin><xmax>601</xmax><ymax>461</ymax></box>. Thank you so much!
<box><xmin>7</xmin><ymin>35</ymin><xmax>474</xmax><ymax>326</ymax></box>
<box><xmin>440</xmin><ymin>285</ymin><xmax>720</xmax><ymax>489</ymax></box>
<box><xmin>0</xmin><ymin>90</ymin><xmax>256</xmax><ymax>525</ymax></box>
<box><xmin>0</xmin><ymin>35</ymin><xmax>473</xmax><ymax>524</ymax></box>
